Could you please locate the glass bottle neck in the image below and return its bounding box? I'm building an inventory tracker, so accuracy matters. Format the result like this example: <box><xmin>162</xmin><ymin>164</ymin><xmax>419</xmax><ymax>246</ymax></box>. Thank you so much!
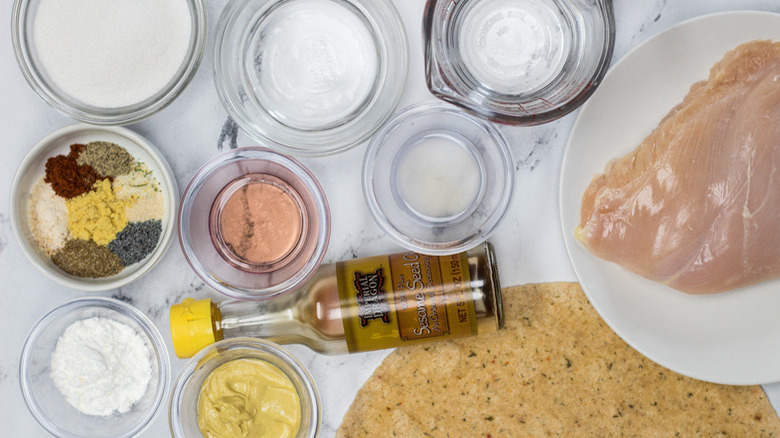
<box><xmin>216</xmin><ymin>264</ymin><xmax>349</xmax><ymax>354</ymax></box>
<box><xmin>217</xmin><ymin>299</ymin><xmax>301</xmax><ymax>343</ymax></box>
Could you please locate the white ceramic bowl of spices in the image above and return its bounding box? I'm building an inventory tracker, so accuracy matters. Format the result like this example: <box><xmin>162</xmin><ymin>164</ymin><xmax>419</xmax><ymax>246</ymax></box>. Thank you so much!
<box><xmin>11</xmin><ymin>0</ymin><xmax>207</xmax><ymax>125</ymax></box>
<box><xmin>20</xmin><ymin>296</ymin><xmax>171</xmax><ymax>438</ymax></box>
<box><xmin>10</xmin><ymin>124</ymin><xmax>178</xmax><ymax>291</ymax></box>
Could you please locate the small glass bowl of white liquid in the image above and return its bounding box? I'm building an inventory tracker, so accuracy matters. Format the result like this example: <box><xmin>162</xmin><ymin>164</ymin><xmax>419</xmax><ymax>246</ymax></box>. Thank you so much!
<box><xmin>363</xmin><ymin>102</ymin><xmax>514</xmax><ymax>255</ymax></box>
<box><xmin>213</xmin><ymin>0</ymin><xmax>408</xmax><ymax>156</ymax></box>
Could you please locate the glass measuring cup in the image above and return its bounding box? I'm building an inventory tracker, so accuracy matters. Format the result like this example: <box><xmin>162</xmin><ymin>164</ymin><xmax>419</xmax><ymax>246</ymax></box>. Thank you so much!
<box><xmin>423</xmin><ymin>0</ymin><xmax>615</xmax><ymax>125</ymax></box>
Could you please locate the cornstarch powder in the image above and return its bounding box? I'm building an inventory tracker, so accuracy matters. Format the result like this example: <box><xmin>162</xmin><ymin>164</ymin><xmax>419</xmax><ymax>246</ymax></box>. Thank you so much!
<box><xmin>50</xmin><ymin>317</ymin><xmax>152</xmax><ymax>416</ymax></box>
<box><xmin>33</xmin><ymin>0</ymin><xmax>192</xmax><ymax>108</ymax></box>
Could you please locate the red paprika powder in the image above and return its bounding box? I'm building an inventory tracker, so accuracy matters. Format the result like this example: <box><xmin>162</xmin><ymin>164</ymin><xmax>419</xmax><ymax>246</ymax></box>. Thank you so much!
<box><xmin>44</xmin><ymin>143</ymin><xmax>109</xmax><ymax>199</ymax></box>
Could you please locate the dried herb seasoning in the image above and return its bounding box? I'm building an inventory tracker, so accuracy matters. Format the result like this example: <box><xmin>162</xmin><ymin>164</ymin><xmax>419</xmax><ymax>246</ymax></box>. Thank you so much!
<box><xmin>51</xmin><ymin>239</ymin><xmax>123</xmax><ymax>277</ymax></box>
<box><xmin>76</xmin><ymin>141</ymin><xmax>134</xmax><ymax>178</ymax></box>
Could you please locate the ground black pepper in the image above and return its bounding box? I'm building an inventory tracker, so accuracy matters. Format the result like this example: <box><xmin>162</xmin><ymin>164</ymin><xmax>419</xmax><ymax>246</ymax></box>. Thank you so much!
<box><xmin>77</xmin><ymin>141</ymin><xmax>134</xmax><ymax>178</ymax></box>
<box><xmin>108</xmin><ymin>220</ymin><xmax>162</xmax><ymax>266</ymax></box>
<box><xmin>51</xmin><ymin>239</ymin><xmax>124</xmax><ymax>277</ymax></box>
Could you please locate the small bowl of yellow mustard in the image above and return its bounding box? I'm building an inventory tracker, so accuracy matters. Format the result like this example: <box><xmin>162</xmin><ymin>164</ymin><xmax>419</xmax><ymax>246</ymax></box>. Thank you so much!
<box><xmin>169</xmin><ymin>338</ymin><xmax>321</xmax><ymax>438</ymax></box>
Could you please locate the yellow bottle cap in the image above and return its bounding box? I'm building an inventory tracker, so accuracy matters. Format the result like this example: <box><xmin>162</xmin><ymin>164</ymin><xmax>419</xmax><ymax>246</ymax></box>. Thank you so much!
<box><xmin>170</xmin><ymin>298</ymin><xmax>217</xmax><ymax>359</ymax></box>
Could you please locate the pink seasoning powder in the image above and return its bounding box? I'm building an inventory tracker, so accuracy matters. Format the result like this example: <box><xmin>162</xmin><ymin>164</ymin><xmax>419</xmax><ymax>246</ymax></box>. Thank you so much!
<box><xmin>218</xmin><ymin>180</ymin><xmax>303</xmax><ymax>266</ymax></box>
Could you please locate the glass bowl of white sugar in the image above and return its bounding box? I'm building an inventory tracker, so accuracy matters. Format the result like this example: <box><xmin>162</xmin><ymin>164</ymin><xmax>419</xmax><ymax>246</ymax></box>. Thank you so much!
<box><xmin>213</xmin><ymin>0</ymin><xmax>408</xmax><ymax>156</ymax></box>
<box><xmin>363</xmin><ymin>102</ymin><xmax>515</xmax><ymax>255</ymax></box>
<box><xmin>11</xmin><ymin>0</ymin><xmax>207</xmax><ymax>125</ymax></box>
<box><xmin>19</xmin><ymin>297</ymin><xmax>171</xmax><ymax>438</ymax></box>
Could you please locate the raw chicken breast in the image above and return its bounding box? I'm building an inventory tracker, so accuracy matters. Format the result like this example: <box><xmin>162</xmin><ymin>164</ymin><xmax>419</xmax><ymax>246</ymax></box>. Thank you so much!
<box><xmin>577</xmin><ymin>40</ymin><xmax>780</xmax><ymax>294</ymax></box>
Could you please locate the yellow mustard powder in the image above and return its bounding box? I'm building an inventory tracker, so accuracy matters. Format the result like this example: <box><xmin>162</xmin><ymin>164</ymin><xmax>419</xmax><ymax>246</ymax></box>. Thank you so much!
<box><xmin>197</xmin><ymin>358</ymin><xmax>301</xmax><ymax>438</ymax></box>
<box><xmin>66</xmin><ymin>179</ymin><xmax>134</xmax><ymax>245</ymax></box>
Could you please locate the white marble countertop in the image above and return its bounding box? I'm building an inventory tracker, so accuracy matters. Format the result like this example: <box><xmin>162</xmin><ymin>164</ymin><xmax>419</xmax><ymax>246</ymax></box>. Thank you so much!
<box><xmin>4</xmin><ymin>0</ymin><xmax>780</xmax><ymax>436</ymax></box>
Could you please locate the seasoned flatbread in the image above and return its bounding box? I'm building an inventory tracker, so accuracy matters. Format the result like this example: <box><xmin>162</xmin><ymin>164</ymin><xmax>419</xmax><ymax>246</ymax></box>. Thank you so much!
<box><xmin>338</xmin><ymin>283</ymin><xmax>780</xmax><ymax>437</ymax></box>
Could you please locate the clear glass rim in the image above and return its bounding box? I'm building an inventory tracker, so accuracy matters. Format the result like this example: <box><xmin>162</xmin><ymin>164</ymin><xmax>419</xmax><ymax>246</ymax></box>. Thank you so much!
<box><xmin>168</xmin><ymin>338</ymin><xmax>322</xmax><ymax>438</ymax></box>
<box><xmin>19</xmin><ymin>296</ymin><xmax>171</xmax><ymax>438</ymax></box>
<box><xmin>362</xmin><ymin>101</ymin><xmax>515</xmax><ymax>255</ymax></box>
<box><xmin>11</xmin><ymin>0</ymin><xmax>208</xmax><ymax>126</ymax></box>
<box><xmin>178</xmin><ymin>147</ymin><xmax>331</xmax><ymax>301</ymax></box>
<box><xmin>212</xmin><ymin>0</ymin><xmax>408</xmax><ymax>156</ymax></box>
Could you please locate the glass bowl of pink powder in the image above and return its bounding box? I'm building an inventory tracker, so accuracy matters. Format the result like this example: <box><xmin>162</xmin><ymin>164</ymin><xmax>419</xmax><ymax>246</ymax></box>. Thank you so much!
<box><xmin>19</xmin><ymin>296</ymin><xmax>171</xmax><ymax>438</ymax></box>
<box><xmin>11</xmin><ymin>0</ymin><xmax>207</xmax><ymax>125</ymax></box>
<box><xmin>179</xmin><ymin>147</ymin><xmax>331</xmax><ymax>301</ymax></box>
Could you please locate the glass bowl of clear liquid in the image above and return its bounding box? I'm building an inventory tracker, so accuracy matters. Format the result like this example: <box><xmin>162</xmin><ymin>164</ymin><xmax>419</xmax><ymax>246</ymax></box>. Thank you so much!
<box><xmin>214</xmin><ymin>0</ymin><xmax>408</xmax><ymax>156</ymax></box>
<box><xmin>363</xmin><ymin>102</ymin><xmax>514</xmax><ymax>255</ymax></box>
<box><xmin>423</xmin><ymin>0</ymin><xmax>615</xmax><ymax>125</ymax></box>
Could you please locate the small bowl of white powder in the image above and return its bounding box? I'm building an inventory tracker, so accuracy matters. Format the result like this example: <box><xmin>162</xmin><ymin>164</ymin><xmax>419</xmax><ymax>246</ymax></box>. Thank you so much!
<box><xmin>20</xmin><ymin>296</ymin><xmax>170</xmax><ymax>438</ymax></box>
<box><xmin>11</xmin><ymin>0</ymin><xmax>207</xmax><ymax>125</ymax></box>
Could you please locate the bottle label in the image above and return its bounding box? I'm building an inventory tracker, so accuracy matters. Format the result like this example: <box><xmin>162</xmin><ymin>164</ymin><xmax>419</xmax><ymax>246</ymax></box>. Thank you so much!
<box><xmin>336</xmin><ymin>250</ymin><xmax>477</xmax><ymax>353</ymax></box>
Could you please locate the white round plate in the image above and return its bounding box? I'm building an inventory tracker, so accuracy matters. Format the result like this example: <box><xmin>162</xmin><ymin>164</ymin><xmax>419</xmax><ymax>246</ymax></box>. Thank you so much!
<box><xmin>560</xmin><ymin>11</ymin><xmax>780</xmax><ymax>385</ymax></box>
